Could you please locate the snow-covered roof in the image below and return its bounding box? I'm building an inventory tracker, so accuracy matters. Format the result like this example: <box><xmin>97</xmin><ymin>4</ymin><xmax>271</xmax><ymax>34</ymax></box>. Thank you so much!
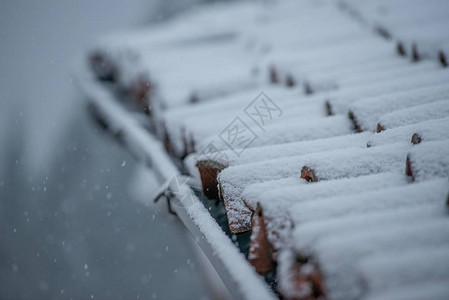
<box><xmin>81</xmin><ymin>0</ymin><xmax>449</xmax><ymax>299</ymax></box>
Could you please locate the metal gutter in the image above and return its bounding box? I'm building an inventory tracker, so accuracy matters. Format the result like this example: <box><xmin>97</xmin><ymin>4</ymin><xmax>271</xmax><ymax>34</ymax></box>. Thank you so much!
<box><xmin>75</xmin><ymin>64</ymin><xmax>276</xmax><ymax>300</ymax></box>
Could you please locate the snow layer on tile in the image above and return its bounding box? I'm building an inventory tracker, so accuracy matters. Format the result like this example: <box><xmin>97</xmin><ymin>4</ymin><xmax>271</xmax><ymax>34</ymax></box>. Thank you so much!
<box><xmin>359</xmin><ymin>246</ymin><xmax>449</xmax><ymax>298</ymax></box>
<box><xmin>245</xmin><ymin>171</ymin><xmax>408</xmax><ymax>250</ymax></box>
<box><xmin>217</xmin><ymin>156</ymin><xmax>307</xmax><ymax>232</ymax></box>
<box><xmin>306</xmin><ymin>59</ymin><xmax>436</xmax><ymax>93</ymax></box>
<box><xmin>195</xmin><ymin>132</ymin><xmax>372</xmax><ymax>169</ymax></box>
<box><xmin>243</xmin><ymin>171</ymin><xmax>406</xmax><ymax>212</ymax></box>
<box><xmin>302</xmin><ymin>143</ymin><xmax>410</xmax><ymax>181</ymax></box>
<box><xmin>218</xmin><ymin>142</ymin><xmax>409</xmax><ymax>232</ymax></box>
<box><xmin>343</xmin><ymin>0</ymin><xmax>449</xmax><ymax>63</ymax></box>
<box><xmin>313</xmin><ymin>218</ymin><xmax>449</xmax><ymax>300</ymax></box>
<box><xmin>275</xmin><ymin>42</ymin><xmax>397</xmax><ymax>91</ymax></box>
<box><xmin>161</xmin><ymin>86</ymin><xmax>307</xmax><ymax>155</ymax></box>
<box><xmin>289</xmin><ymin>177</ymin><xmax>448</xmax><ymax>226</ymax></box>
<box><xmin>407</xmin><ymin>139</ymin><xmax>449</xmax><ymax>181</ymax></box>
<box><xmin>349</xmin><ymin>83</ymin><xmax>449</xmax><ymax>132</ymax></box>
<box><xmin>378</xmin><ymin>99</ymin><xmax>449</xmax><ymax>130</ymax></box>
<box><xmin>365</xmin><ymin>279</ymin><xmax>449</xmax><ymax>300</ymax></box>
<box><xmin>328</xmin><ymin>68</ymin><xmax>449</xmax><ymax>115</ymax></box>
<box><xmin>163</xmin><ymin>85</ymin><xmax>302</xmax><ymax>124</ymax></box>
<box><xmin>197</xmin><ymin>115</ymin><xmax>353</xmax><ymax>154</ymax></box>
<box><xmin>277</xmin><ymin>218</ymin><xmax>449</xmax><ymax>300</ymax></box>
<box><xmin>270</xmin><ymin>36</ymin><xmax>393</xmax><ymax>81</ymax></box>
<box><xmin>93</xmin><ymin>1</ymin><xmax>278</xmax><ymax>106</ymax></box>
<box><xmin>395</xmin><ymin>22</ymin><xmax>449</xmax><ymax>61</ymax></box>
<box><xmin>177</xmin><ymin>100</ymin><xmax>327</xmax><ymax>156</ymax></box>
<box><xmin>303</xmin><ymin>54</ymin><xmax>407</xmax><ymax>85</ymax></box>
<box><xmin>294</xmin><ymin>203</ymin><xmax>446</xmax><ymax>257</ymax></box>
<box><xmin>367</xmin><ymin>117</ymin><xmax>449</xmax><ymax>147</ymax></box>
<box><xmin>142</xmin><ymin>40</ymin><xmax>262</xmax><ymax>108</ymax></box>
<box><xmin>238</xmin><ymin>177</ymin><xmax>303</xmax><ymax>206</ymax></box>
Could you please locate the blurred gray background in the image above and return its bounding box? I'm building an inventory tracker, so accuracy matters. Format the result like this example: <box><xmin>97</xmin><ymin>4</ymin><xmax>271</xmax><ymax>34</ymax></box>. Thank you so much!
<box><xmin>0</xmin><ymin>1</ymin><xmax>218</xmax><ymax>299</ymax></box>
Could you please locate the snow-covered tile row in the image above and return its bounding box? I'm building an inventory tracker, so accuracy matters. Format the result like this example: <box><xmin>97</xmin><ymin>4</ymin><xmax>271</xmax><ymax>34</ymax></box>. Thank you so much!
<box><xmin>348</xmin><ymin>83</ymin><xmax>449</xmax><ymax>131</ymax></box>
<box><xmin>244</xmin><ymin>171</ymin><xmax>408</xmax><ymax>251</ymax></box>
<box><xmin>367</xmin><ymin>117</ymin><xmax>449</xmax><ymax>147</ymax></box>
<box><xmin>377</xmin><ymin>99</ymin><xmax>449</xmax><ymax>132</ymax></box>
<box><xmin>218</xmin><ymin>141</ymin><xmax>415</xmax><ymax>233</ymax></box>
<box><xmin>192</xmin><ymin>132</ymin><xmax>371</xmax><ymax>198</ymax></box>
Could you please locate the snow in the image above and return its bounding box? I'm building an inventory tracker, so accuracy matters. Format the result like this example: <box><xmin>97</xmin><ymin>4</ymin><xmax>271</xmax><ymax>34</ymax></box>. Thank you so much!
<box><xmin>367</xmin><ymin>117</ymin><xmax>449</xmax><ymax>147</ymax></box>
<box><xmin>194</xmin><ymin>132</ymin><xmax>371</xmax><ymax>171</ymax></box>
<box><xmin>277</xmin><ymin>178</ymin><xmax>449</xmax><ymax>299</ymax></box>
<box><xmin>298</xmin><ymin>219</ymin><xmax>448</xmax><ymax>299</ymax></box>
<box><xmin>160</xmin><ymin>85</ymin><xmax>303</xmax><ymax>144</ymax></box>
<box><xmin>300</xmin><ymin>142</ymin><xmax>410</xmax><ymax>180</ymax></box>
<box><xmin>245</xmin><ymin>170</ymin><xmax>407</xmax><ymax>213</ymax></box>
<box><xmin>218</xmin><ymin>142</ymin><xmax>410</xmax><ymax>233</ymax></box>
<box><xmin>146</xmin><ymin>41</ymin><xmax>262</xmax><ymax>108</ymax></box>
<box><xmin>165</xmin><ymin>92</ymin><xmax>326</xmax><ymax>157</ymax></box>
<box><xmin>273</xmin><ymin>38</ymin><xmax>394</xmax><ymax>90</ymax></box>
<box><xmin>96</xmin><ymin>0</ymin><xmax>414</xmax><ymax>112</ymax></box>
<box><xmin>289</xmin><ymin>177</ymin><xmax>449</xmax><ymax>226</ymax></box>
<box><xmin>365</xmin><ymin>279</ymin><xmax>449</xmax><ymax>300</ymax></box>
<box><xmin>163</xmin><ymin>85</ymin><xmax>301</xmax><ymax>123</ymax></box>
<box><xmin>327</xmin><ymin>67</ymin><xmax>449</xmax><ymax>115</ymax></box>
<box><xmin>310</xmin><ymin>216</ymin><xmax>449</xmax><ymax>300</ymax></box>
<box><xmin>306</xmin><ymin>58</ymin><xmax>436</xmax><ymax>93</ymax></box>
<box><xmin>359</xmin><ymin>246</ymin><xmax>449</xmax><ymax>297</ymax></box>
<box><xmin>243</xmin><ymin>171</ymin><xmax>408</xmax><ymax>250</ymax></box>
<box><xmin>378</xmin><ymin>99</ymin><xmax>449</xmax><ymax>131</ymax></box>
<box><xmin>198</xmin><ymin>115</ymin><xmax>353</xmax><ymax>154</ymax></box>
<box><xmin>293</xmin><ymin>204</ymin><xmax>446</xmax><ymax>257</ymax></box>
<box><xmin>343</xmin><ymin>0</ymin><xmax>449</xmax><ymax>64</ymax></box>
<box><xmin>267</xmin><ymin>31</ymin><xmax>396</xmax><ymax>86</ymax></box>
<box><xmin>239</xmin><ymin>177</ymin><xmax>302</xmax><ymax>208</ymax></box>
<box><xmin>407</xmin><ymin>139</ymin><xmax>449</xmax><ymax>181</ymax></box>
<box><xmin>276</xmin><ymin>248</ymin><xmax>314</xmax><ymax>300</ymax></box>
<box><xmin>349</xmin><ymin>83</ymin><xmax>449</xmax><ymax>132</ymax></box>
